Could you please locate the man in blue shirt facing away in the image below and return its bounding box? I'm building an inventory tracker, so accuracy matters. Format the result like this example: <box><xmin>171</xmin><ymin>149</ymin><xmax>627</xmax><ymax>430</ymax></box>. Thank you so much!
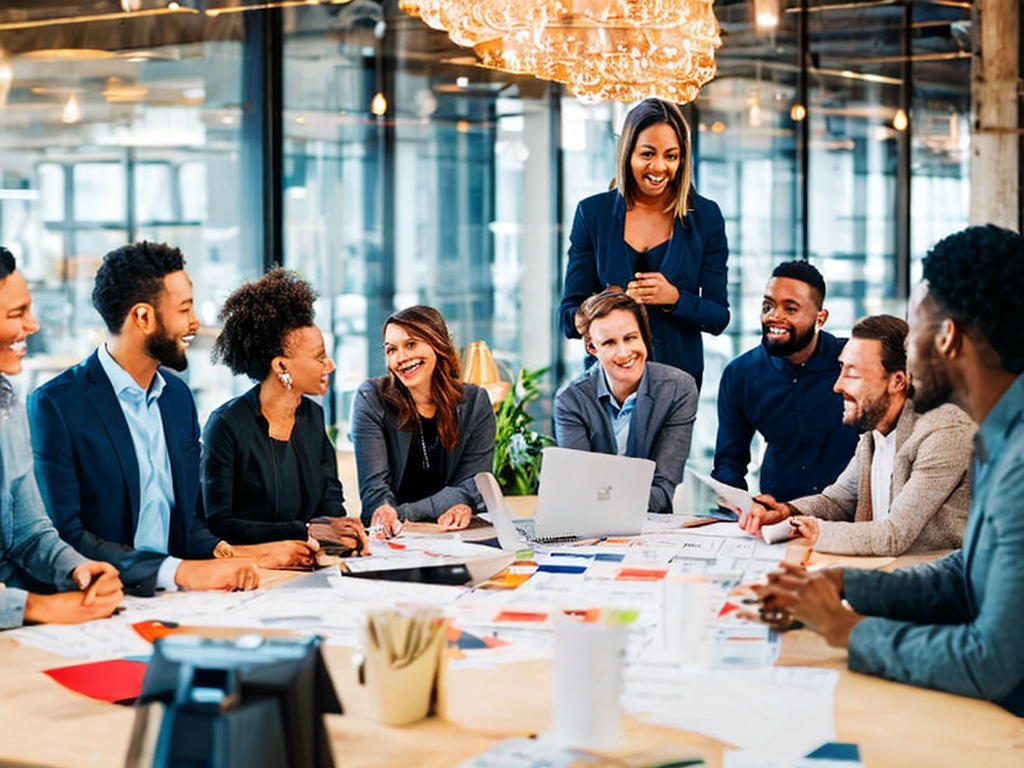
<box><xmin>713</xmin><ymin>261</ymin><xmax>858</xmax><ymax>500</ymax></box>
<box><xmin>756</xmin><ymin>225</ymin><xmax>1024</xmax><ymax>716</ymax></box>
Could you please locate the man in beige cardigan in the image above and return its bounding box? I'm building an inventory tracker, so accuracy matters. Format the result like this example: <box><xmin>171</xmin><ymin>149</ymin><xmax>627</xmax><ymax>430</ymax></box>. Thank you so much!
<box><xmin>739</xmin><ymin>314</ymin><xmax>974</xmax><ymax>556</ymax></box>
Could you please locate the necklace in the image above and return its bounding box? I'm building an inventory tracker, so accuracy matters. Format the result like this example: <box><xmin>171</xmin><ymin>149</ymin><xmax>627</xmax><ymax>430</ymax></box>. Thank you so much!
<box><xmin>417</xmin><ymin>418</ymin><xmax>431</xmax><ymax>472</ymax></box>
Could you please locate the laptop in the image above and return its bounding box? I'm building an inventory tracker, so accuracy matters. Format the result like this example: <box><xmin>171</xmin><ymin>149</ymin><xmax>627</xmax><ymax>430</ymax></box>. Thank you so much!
<box><xmin>475</xmin><ymin>446</ymin><xmax>655</xmax><ymax>550</ymax></box>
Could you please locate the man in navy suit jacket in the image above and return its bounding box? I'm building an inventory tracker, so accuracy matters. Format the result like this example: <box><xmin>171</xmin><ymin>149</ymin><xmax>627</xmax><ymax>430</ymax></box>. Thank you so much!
<box><xmin>555</xmin><ymin>291</ymin><xmax>698</xmax><ymax>513</ymax></box>
<box><xmin>29</xmin><ymin>242</ymin><xmax>309</xmax><ymax>596</ymax></box>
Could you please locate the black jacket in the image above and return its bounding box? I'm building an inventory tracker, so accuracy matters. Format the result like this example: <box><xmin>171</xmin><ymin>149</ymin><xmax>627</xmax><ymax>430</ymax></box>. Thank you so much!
<box><xmin>201</xmin><ymin>386</ymin><xmax>346</xmax><ymax>544</ymax></box>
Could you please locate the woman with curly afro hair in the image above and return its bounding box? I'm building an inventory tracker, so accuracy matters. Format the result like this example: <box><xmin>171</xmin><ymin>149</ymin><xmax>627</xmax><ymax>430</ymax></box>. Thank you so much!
<box><xmin>202</xmin><ymin>269</ymin><xmax>368</xmax><ymax>557</ymax></box>
<box><xmin>350</xmin><ymin>305</ymin><xmax>496</xmax><ymax>535</ymax></box>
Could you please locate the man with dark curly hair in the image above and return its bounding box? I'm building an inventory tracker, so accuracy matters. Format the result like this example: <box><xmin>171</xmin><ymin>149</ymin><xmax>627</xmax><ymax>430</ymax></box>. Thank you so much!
<box><xmin>201</xmin><ymin>269</ymin><xmax>368</xmax><ymax>555</ymax></box>
<box><xmin>28</xmin><ymin>242</ymin><xmax>314</xmax><ymax>596</ymax></box>
<box><xmin>755</xmin><ymin>224</ymin><xmax>1024</xmax><ymax>715</ymax></box>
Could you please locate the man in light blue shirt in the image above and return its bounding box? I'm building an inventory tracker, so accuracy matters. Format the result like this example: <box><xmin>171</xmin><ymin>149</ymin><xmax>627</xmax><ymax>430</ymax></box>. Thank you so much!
<box><xmin>95</xmin><ymin>342</ymin><xmax>181</xmax><ymax>589</ymax></box>
<box><xmin>555</xmin><ymin>291</ymin><xmax>698</xmax><ymax>513</ymax></box>
<box><xmin>756</xmin><ymin>225</ymin><xmax>1024</xmax><ymax>716</ymax></box>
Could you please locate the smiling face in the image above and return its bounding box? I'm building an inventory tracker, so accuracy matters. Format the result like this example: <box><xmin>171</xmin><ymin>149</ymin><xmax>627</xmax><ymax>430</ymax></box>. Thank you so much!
<box><xmin>629</xmin><ymin>122</ymin><xmax>681</xmax><ymax>204</ymax></box>
<box><xmin>760</xmin><ymin>276</ymin><xmax>825</xmax><ymax>360</ymax></box>
<box><xmin>145</xmin><ymin>270</ymin><xmax>198</xmax><ymax>371</ymax></box>
<box><xmin>279</xmin><ymin>325</ymin><xmax>335</xmax><ymax>396</ymax></box>
<box><xmin>0</xmin><ymin>270</ymin><xmax>40</xmax><ymax>376</ymax></box>
<box><xmin>384</xmin><ymin>321</ymin><xmax>438</xmax><ymax>398</ymax></box>
<box><xmin>834</xmin><ymin>337</ymin><xmax>901</xmax><ymax>432</ymax></box>
<box><xmin>586</xmin><ymin>308</ymin><xmax>648</xmax><ymax>401</ymax></box>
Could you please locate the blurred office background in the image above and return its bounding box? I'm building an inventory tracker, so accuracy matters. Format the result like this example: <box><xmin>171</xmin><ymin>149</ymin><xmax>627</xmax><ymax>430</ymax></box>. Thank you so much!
<box><xmin>0</xmin><ymin>0</ymin><xmax>1014</xmax><ymax>488</ymax></box>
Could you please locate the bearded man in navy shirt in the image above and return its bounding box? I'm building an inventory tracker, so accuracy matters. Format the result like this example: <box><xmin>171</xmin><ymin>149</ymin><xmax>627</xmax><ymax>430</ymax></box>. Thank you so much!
<box><xmin>713</xmin><ymin>260</ymin><xmax>858</xmax><ymax>500</ymax></box>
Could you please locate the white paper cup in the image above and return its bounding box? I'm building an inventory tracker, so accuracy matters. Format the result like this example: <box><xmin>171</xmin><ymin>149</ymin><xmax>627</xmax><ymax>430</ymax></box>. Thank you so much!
<box><xmin>662</xmin><ymin>574</ymin><xmax>712</xmax><ymax>664</ymax></box>
<box><xmin>550</xmin><ymin>613</ymin><xmax>626</xmax><ymax>749</ymax></box>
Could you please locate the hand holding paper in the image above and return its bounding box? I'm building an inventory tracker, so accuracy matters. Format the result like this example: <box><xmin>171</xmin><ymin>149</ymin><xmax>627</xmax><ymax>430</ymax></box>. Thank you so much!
<box><xmin>685</xmin><ymin>468</ymin><xmax>756</xmax><ymax>517</ymax></box>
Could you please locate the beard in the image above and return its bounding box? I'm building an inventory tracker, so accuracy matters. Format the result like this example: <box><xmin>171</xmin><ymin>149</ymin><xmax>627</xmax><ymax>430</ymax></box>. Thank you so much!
<box><xmin>146</xmin><ymin>318</ymin><xmax>188</xmax><ymax>372</ymax></box>
<box><xmin>911</xmin><ymin>365</ymin><xmax>953</xmax><ymax>414</ymax></box>
<box><xmin>845</xmin><ymin>391</ymin><xmax>891</xmax><ymax>433</ymax></box>
<box><xmin>762</xmin><ymin>323</ymin><xmax>817</xmax><ymax>358</ymax></box>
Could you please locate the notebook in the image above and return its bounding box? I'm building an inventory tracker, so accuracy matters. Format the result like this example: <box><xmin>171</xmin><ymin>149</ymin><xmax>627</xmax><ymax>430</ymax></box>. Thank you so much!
<box><xmin>475</xmin><ymin>446</ymin><xmax>655</xmax><ymax>550</ymax></box>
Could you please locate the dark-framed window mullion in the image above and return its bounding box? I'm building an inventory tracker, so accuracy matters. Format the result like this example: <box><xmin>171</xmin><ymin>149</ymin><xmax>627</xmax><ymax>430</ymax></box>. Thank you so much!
<box><xmin>242</xmin><ymin>8</ymin><xmax>284</xmax><ymax>273</ymax></box>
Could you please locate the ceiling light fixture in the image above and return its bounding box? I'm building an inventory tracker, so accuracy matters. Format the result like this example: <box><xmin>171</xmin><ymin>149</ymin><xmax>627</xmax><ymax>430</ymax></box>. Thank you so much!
<box><xmin>893</xmin><ymin>107</ymin><xmax>908</xmax><ymax>131</ymax></box>
<box><xmin>0</xmin><ymin>46</ymin><xmax>12</xmax><ymax>107</ymax></box>
<box><xmin>61</xmin><ymin>92</ymin><xmax>81</xmax><ymax>125</ymax></box>
<box><xmin>752</xmin><ymin>0</ymin><xmax>780</xmax><ymax>30</ymax></box>
<box><xmin>400</xmin><ymin>0</ymin><xmax>721</xmax><ymax>104</ymax></box>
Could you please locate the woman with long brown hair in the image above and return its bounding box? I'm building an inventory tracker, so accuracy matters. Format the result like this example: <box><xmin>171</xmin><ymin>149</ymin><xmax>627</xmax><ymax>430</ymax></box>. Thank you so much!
<box><xmin>351</xmin><ymin>305</ymin><xmax>496</xmax><ymax>535</ymax></box>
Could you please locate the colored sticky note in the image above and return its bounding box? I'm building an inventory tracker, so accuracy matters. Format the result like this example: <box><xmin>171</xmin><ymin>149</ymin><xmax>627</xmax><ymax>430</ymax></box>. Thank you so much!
<box><xmin>44</xmin><ymin>659</ymin><xmax>147</xmax><ymax>705</ymax></box>
<box><xmin>615</xmin><ymin>567</ymin><xmax>669</xmax><ymax>581</ymax></box>
<box><xmin>493</xmin><ymin>610</ymin><xmax>549</xmax><ymax>623</ymax></box>
<box><xmin>536</xmin><ymin>564</ymin><xmax>587</xmax><ymax>575</ymax></box>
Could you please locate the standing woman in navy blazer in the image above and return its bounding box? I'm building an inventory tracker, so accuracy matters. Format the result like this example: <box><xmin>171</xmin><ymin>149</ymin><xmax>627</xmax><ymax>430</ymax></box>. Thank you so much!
<box><xmin>351</xmin><ymin>306</ymin><xmax>495</xmax><ymax>535</ymax></box>
<box><xmin>558</xmin><ymin>98</ymin><xmax>730</xmax><ymax>389</ymax></box>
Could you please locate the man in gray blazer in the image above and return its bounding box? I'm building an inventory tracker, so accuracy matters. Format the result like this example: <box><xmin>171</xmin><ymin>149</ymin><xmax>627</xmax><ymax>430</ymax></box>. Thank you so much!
<box><xmin>740</xmin><ymin>315</ymin><xmax>973</xmax><ymax>556</ymax></box>
<box><xmin>755</xmin><ymin>225</ymin><xmax>1024</xmax><ymax>715</ymax></box>
<box><xmin>554</xmin><ymin>291</ymin><xmax>698</xmax><ymax>513</ymax></box>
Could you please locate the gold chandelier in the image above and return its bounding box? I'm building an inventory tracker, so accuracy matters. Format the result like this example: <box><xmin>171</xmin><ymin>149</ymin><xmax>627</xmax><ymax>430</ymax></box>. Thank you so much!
<box><xmin>400</xmin><ymin>0</ymin><xmax>721</xmax><ymax>104</ymax></box>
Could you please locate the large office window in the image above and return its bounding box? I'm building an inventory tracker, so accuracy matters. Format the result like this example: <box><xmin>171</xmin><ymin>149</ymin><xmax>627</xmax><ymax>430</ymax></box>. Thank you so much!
<box><xmin>0</xmin><ymin>22</ymin><xmax>261</xmax><ymax>416</ymax></box>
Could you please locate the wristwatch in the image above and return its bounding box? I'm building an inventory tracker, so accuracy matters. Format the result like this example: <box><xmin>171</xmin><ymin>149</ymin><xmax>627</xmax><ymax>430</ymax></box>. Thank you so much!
<box><xmin>213</xmin><ymin>540</ymin><xmax>235</xmax><ymax>558</ymax></box>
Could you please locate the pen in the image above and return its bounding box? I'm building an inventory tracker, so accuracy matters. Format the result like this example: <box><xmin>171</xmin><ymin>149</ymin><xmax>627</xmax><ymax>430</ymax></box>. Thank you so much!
<box><xmin>800</xmin><ymin>546</ymin><xmax>815</xmax><ymax>567</ymax></box>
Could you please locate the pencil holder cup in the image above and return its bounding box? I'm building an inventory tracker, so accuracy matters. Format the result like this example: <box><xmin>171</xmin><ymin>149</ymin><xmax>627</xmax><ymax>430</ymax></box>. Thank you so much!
<box><xmin>358</xmin><ymin>611</ymin><xmax>448</xmax><ymax>726</ymax></box>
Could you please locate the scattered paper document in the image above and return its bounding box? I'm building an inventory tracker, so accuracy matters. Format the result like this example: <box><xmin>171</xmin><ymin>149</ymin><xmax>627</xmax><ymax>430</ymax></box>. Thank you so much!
<box><xmin>625</xmin><ymin>666</ymin><xmax>839</xmax><ymax>758</ymax></box>
<box><xmin>686</xmin><ymin>468</ymin><xmax>757</xmax><ymax>515</ymax></box>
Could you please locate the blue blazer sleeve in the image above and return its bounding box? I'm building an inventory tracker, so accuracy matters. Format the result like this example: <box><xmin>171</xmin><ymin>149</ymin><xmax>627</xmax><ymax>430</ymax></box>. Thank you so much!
<box><xmin>29</xmin><ymin>386</ymin><xmax>166</xmax><ymax>596</ymax></box>
<box><xmin>664</xmin><ymin>196</ymin><xmax>730</xmax><ymax>335</ymax></box>
<box><xmin>559</xmin><ymin>200</ymin><xmax>605</xmax><ymax>340</ymax></box>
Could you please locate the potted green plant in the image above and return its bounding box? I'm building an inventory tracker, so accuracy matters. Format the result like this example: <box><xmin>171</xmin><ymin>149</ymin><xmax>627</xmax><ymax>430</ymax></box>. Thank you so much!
<box><xmin>492</xmin><ymin>367</ymin><xmax>554</xmax><ymax>496</ymax></box>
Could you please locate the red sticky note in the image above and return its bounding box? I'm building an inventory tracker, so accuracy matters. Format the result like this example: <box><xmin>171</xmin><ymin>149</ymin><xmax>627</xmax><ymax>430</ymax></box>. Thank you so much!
<box><xmin>44</xmin><ymin>658</ymin><xmax>147</xmax><ymax>704</ymax></box>
<box><xmin>718</xmin><ymin>601</ymin><xmax>740</xmax><ymax>618</ymax></box>
<box><xmin>493</xmin><ymin>610</ymin><xmax>549</xmax><ymax>623</ymax></box>
<box><xmin>615</xmin><ymin>567</ymin><xmax>669</xmax><ymax>581</ymax></box>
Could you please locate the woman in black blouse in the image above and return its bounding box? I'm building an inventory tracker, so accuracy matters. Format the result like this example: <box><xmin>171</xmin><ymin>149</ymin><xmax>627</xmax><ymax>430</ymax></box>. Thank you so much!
<box><xmin>202</xmin><ymin>269</ymin><xmax>368</xmax><ymax>555</ymax></box>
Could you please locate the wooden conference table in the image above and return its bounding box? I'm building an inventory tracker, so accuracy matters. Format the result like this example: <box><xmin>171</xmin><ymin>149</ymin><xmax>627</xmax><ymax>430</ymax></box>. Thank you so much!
<box><xmin>1</xmin><ymin>554</ymin><xmax>1022</xmax><ymax>767</ymax></box>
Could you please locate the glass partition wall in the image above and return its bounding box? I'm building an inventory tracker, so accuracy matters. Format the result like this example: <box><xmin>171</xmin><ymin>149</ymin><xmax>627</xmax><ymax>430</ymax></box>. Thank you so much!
<box><xmin>0</xmin><ymin>0</ymin><xmax>973</xmax><ymax>484</ymax></box>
